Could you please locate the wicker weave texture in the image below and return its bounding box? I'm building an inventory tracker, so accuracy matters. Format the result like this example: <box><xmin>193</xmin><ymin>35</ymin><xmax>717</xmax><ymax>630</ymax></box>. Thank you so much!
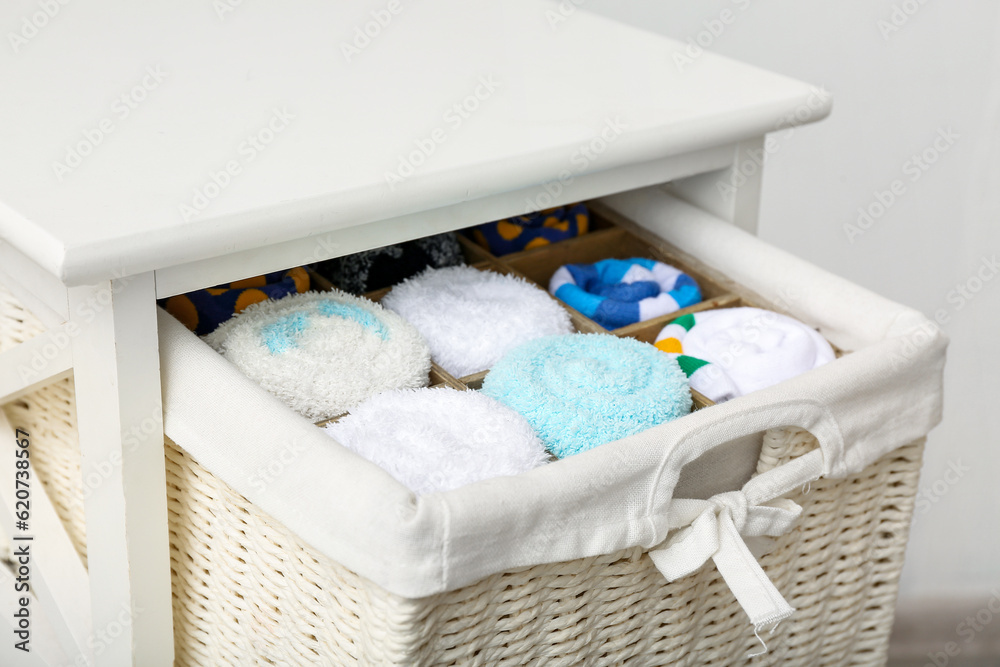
<box><xmin>0</xmin><ymin>288</ymin><xmax>88</xmax><ymax>567</ymax></box>
<box><xmin>0</xmin><ymin>286</ymin><xmax>922</xmax><ymax>666</ymax></box>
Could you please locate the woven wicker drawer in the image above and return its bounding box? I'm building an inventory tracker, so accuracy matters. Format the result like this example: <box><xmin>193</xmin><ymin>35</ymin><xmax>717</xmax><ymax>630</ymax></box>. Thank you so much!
<box><xmin>0</xmin><ymin>191</ymin><xmax>938</xmax><ymax>666</ymax></box>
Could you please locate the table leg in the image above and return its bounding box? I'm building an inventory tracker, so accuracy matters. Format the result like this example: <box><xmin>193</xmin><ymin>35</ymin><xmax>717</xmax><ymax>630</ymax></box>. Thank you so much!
<box><xmin>69</xmin><ymin>272</ymin><xmax>173</xmax><ymax>667</ymax></box>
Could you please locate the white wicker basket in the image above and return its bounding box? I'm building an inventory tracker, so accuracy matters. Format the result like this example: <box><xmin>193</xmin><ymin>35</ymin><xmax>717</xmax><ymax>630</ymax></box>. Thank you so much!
<box><xmin>1</xmin><ymin>279</ymin><xmax>924</xmax><ymax>665</ymax></box>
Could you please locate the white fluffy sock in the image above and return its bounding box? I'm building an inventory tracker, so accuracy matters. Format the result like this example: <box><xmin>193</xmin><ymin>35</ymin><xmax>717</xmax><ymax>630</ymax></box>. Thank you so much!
<box><xmin>381</xmin><ymin>266</ymin><xmax>573</xmax><ymax>378</ymax></box>
<box><xmin>204</xmin><ymin>290</ymin><xmax>431</xmax><ymax>421</ymax></box>
<box><xmin>324</xmin><ymin>387</ymin><xmax>550</xmax><ymax>495</ymax></box>
<box><xmin>655</xmin><ymin>307</ymin><xmax>835</xmax><ymax>402</ymax></box>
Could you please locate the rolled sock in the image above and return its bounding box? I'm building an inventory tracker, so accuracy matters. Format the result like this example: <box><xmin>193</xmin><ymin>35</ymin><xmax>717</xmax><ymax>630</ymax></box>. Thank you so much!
<box><xmin>549</xmin><ymin>258</ymin><xmax>702</xmax><ymax>329</ymax></box>
<box><xmin>464</xmin><ymin>202</ymin><xmax>590</xmax><ymax>255</ymax></box>
<box><xmin>381</xmin><ymin>266</ymin><xmax>574</xmax><ymax>378</ymax></box>
<box><xmin>324</xmin><ymin>387</ymin><xmax>550</xmax><ymax>495</ymax></box>
<box><xmin>159</xmin><ymin>267</ymin><xmax>310</xmax><ymax>336</ymax></box>
<box><xmin>314</xmin><ymin>232</ymin><xmax>464</xmax><ymax>294</ymax></box>
<box><xmin>481</xmin><ymin>333</ymin><xmax>692</xmax><ymax>458</ymax></box>
<box><xmin>204</xmin><ymin>291</ymin><xmax>431</xmax><ymax>421</ymax></box>
<box><xmin>654</xmin><ymin>308</ymin><xmax>836</xmax><ymax>403</ymax></box>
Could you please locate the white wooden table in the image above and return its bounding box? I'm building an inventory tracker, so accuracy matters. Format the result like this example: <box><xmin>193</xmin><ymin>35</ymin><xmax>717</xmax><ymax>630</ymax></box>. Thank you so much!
<box><xmin>0</xmin><ymin>1</ymin><xmax>829</xmax><ymax>664</ymax></box>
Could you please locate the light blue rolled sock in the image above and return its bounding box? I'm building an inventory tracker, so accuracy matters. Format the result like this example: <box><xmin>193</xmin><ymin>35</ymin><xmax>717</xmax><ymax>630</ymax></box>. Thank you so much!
<box><xmin>481</xmin><ymin>334</ymin><xmax>692</xmax><ymax>458</ymax></box>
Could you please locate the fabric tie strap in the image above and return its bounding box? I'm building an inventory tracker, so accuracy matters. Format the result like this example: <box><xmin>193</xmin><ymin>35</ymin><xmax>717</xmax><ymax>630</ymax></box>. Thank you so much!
<box><xmin>648</xmin><ymin>490</ymin><xmax>802</xmax><ymax>649</ymax></box>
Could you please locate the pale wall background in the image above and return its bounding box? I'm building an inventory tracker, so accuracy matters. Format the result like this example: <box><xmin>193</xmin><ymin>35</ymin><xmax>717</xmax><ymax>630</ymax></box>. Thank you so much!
<box><xmin>589</xmin><ymin>0</ymin><xmax>1000</xmax><ymax>612</ymax></box>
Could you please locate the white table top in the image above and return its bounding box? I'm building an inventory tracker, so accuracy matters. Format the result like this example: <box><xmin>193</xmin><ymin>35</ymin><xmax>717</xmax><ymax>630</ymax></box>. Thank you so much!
<box><xmin>0</xmin><ymin>0</ymin><xmax>829</xmax><ymax>285</ymax></box>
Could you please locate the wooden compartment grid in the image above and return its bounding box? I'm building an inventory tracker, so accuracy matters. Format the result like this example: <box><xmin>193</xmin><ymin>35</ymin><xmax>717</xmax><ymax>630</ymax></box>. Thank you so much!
<box><xmin>309</xmin><ymin>200</ymin><xmax>845</xmax><ymax>424</ymax></box>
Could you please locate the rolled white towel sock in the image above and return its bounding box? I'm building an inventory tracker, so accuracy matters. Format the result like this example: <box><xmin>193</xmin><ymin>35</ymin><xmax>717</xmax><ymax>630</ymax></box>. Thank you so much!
<box><xmin>324</xmin><ymin>387</ymin><xmax>550</xmax><ymax>495</ymax></box>
<box><xmin>381</xmin><ymin>266</ymin><xmax>574</xmax><ymax>378</ymax></box>
<box><xmin>204</xmin><ymin>290</ymin><xmax>431</xmax><ymax>421</ymax></box>
<box><xmin>655</xmin><ymin>307</ymin><xmax>836</xmax><ymax>403</ymax></box>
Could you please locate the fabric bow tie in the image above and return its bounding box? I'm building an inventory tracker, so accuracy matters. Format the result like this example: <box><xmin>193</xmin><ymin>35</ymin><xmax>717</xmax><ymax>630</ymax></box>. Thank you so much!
<box><xmin>649</xmin><ymin>490</ymin><xmax>803</xmax><ymax>644</ymax></box>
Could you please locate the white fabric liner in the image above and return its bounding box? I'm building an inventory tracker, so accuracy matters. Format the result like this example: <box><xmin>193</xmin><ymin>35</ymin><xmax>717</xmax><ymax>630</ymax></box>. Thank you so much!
<box><xmin>158</xmin><ymin>187</ymin><xmax>946</xmax><ymax>602</ymax></box>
